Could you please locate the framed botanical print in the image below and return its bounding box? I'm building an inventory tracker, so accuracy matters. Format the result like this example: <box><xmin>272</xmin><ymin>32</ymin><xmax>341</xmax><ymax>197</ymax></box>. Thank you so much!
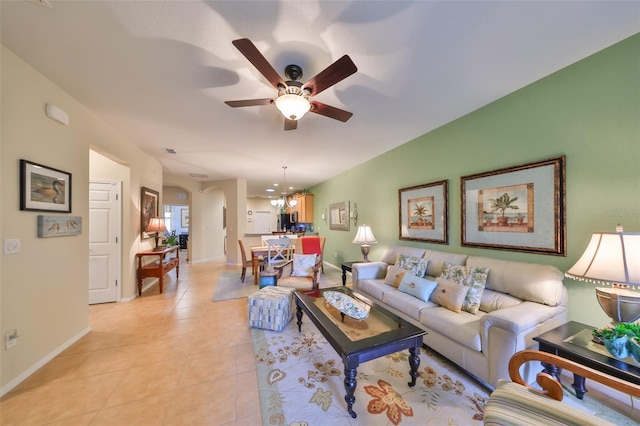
<box><xmin>461</xmin><ymin>156</ymin><xmax>566</xmax><ymax>255</ymax></box>
<box><xmin>399</xmin><ymin>180</ymin><xmax>448</xmax><ymax>244</ymax></box>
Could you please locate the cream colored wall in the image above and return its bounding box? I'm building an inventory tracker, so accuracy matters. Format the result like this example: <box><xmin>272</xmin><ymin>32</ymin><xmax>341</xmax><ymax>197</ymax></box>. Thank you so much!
<box><xmin>202</xmin><ymin>178</ymin><xmax>247</xmax><ymax>266</ymax></box>
<box><xmin>1</xmin><ymin>46</ymin><xmax>162</xmax><ymax>392</ymax></box>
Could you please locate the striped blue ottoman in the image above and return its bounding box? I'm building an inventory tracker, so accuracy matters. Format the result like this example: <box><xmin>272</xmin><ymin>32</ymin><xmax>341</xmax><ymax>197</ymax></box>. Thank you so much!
<box><xmin>248</xmin><ymin>286</ymin><xmax>295</xmax><ymax>331</ymax></box>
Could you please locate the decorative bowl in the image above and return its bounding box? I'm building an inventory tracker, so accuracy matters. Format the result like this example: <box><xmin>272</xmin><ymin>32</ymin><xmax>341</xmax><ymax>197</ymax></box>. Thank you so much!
<box><xmin>323</xmin><ymin>291</ymin><xmax>370</xmax><ymax>320</ymax></box>
<box><xmin>603</xmin><ymin>335</ymin><xmax>630</xmax><ymax>359</ymax></box>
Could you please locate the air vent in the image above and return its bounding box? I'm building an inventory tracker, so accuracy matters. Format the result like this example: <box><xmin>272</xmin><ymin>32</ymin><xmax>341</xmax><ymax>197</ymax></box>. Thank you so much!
<box><xmin>189</xmin><ymin>173</ymin><xmax>208</xmax><ymax>179</ymax></box>
<box><xmin>26</xmin><ymin>0</ymin><xmax>52</xmax><ymax>8</ymax></box>
<box><xmin>164</xmin><ymin>148</ymin><xmax>177</xmax><ymax>154</ymax></box>
<box><xmin>176</xmin><ymin>192</ymin><xmax>187</xmax><ymax>200</ymax></box>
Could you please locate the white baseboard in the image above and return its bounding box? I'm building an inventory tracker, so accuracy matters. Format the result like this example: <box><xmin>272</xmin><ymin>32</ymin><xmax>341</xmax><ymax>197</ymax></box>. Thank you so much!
<box><xmin>0</xmin><ymin>326</ymin><xmax>92</xmax><ymax>397</ymax></box>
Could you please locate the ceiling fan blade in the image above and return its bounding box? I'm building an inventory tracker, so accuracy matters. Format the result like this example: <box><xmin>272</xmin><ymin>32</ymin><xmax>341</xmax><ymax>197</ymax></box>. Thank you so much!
<box><xmin>303</xmin><ymin>55</ymin><xmax>357</xmax><ymax>96</ymax></box>
<box><xmin>225</xmin><ymin>99</ymin><xmax>273</xmax><ymax>107</ymax></box>
<box><xmin>284</xmin><ymin>118</ymin><xmax>297</xmax><ymax>131</ymax></box>
<box><xmin>310</xmin><ymin>101</ymin><xmax>353</xmax><ymax>122</ymax></box>
<box><xmin>232</xmin><ymin>38</ymin><xmax>286</xmax><ymax>89</ymax></box>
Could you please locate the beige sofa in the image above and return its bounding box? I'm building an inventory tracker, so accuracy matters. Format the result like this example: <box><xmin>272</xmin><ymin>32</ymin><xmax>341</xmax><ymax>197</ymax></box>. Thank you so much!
<box><xmin>352</xmin><ymin>245</ymin><xmax>568</xmax><ymax>388</ymax></box>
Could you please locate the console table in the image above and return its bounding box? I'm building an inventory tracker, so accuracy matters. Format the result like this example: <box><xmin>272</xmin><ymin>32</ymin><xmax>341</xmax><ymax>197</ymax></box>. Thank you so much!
<box><xmin>136</xmin><ymin>245</ymin><xmax>180</xmax><ymax>295</ymax></box>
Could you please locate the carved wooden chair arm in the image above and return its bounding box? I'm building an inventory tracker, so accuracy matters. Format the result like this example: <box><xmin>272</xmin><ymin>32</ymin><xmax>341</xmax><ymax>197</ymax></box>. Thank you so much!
<box><xmin>508</xmin><ymin>349</ymin><xmax>640</xmax><ymax>400</ymax></box>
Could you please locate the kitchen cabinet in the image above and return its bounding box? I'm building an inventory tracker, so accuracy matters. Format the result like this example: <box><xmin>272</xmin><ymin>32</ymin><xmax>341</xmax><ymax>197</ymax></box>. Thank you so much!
<box><xmin>294</xmin><ymin>193</ymin><xmax>314</xmax><ymax>223</ymax></box>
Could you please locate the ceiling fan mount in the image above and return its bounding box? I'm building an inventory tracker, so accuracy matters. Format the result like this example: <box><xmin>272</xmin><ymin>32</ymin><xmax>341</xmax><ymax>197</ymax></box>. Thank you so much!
<box><xmin>283</xmin><ymin>64</ymin><xmax>303</xmax><ymax>82</ymax></box>
<box><xmin>225</xmin><ymin>38</ymin><xmax>357</xmax><ymax>130</ymax></box>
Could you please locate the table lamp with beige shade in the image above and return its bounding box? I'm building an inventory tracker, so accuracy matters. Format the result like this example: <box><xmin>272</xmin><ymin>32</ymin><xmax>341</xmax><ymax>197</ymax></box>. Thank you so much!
<box><xmin>565</xmin><ymin>225</ymin><xmax>640</xmax><ymax>323</ymax></box>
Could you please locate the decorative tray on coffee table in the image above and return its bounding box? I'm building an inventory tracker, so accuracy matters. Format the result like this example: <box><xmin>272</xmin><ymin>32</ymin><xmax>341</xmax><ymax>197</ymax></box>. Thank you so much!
<box><xmin>323</xmin><ymin>291</ymin><xmax>370</xmax><ymax>320</ymax></box>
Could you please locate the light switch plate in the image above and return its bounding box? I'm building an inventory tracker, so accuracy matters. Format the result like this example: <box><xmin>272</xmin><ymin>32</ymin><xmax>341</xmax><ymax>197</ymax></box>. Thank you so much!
<box><xmin>3</xmin><ymin>239</ymin><xmax>20</xmax><ymax>254</ymax></box>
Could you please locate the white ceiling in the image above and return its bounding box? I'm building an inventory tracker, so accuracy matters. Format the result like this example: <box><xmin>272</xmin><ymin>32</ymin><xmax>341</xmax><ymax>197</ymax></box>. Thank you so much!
<box><xmin>2</xmin><ymin>1</ymin><xmax>638</xmax><ymax>197</ymax></box>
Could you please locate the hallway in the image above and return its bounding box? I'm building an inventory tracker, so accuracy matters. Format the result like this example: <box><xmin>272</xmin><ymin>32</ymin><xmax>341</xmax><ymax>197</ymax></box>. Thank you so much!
<box><xmin>0</xmin><ymin>259</ymin><xmax>260</xmax><ymax>425</ymax></box>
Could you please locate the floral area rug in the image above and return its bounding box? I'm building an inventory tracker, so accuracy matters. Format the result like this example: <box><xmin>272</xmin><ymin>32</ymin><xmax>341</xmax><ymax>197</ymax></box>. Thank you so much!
<box><xmin>251</xmin><ymin>318</ymin><xmax>489</xmax><ymax>425</ymax></box>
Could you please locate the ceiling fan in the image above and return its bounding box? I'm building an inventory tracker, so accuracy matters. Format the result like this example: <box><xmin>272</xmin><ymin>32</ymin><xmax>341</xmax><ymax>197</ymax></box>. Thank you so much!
<box><xmin>225</xmin><ymin>38</ymin><xmax>357</xmax><ymax>130</ymax></box>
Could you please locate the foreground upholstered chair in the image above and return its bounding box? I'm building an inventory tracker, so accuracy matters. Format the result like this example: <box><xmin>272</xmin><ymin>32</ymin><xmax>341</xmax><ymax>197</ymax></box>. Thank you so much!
<box><xmin>275</xmin><ymin>253</ymin><xmax>322</xmax><ymax>291</ymax></box>
<box><xmin>484</xmin><ymin>350</ymin><xmax>640</xmax><ymax>426</ymax></box>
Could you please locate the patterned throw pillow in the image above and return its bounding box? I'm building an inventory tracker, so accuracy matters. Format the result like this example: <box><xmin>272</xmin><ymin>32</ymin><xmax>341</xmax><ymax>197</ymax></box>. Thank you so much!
<box><xmin>398</xmin><ymin>274</ymin><xmax>438</xmax><ymax>302</ymax></box>
<box><xmin>429</xmin><ymin>278</ymin><xmax>468</xmax><ymax>313</ymax></box>
<box><xmin>395</xmin><ymin>254</ymin><xmax>429</xmax><ymax>278</ymax></box>
<box><xmin>384</xmin><ymin>265</ymin><xmax>406</xmax><ymax>288</ymax></box>
<box><xmin>440</xmin><ymin>262</ymin><xmax>490</xmax><ymax>314</ymax></box>
<box><xmin>291</xmin><ymin>254</ymin><xmax>317</xmax><ymax>277</ymax></box>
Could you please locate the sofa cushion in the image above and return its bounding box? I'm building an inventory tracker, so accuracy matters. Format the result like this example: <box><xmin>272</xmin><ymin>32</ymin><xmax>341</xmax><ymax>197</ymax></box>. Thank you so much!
<box><xmin>467</xmin><ymin>256</ymin><xmax>564</xmax><ymax>306</ymax></box>
<box><xmin>440</xmin><ymin>262</ymin><xmax>490</xmax><ymax>314</ymax></box>
<box><xmin>419</xmin><ymin>306</ymin><xmax>482</xmax><ymax>351</ymax></box>
<box><xmin>398</xmin><ymin>274</ymin><xmax>438</xmax><ymax>302</ymax></box>
<box><xmin>382</xmin><ymin>290</ymin><xmax>434</xmax><ymax>321</ymax></box>
<box><xmin>430</xmin><ymin>278</ymin><xmax>468</xmax><ymax>313</ymax></box>
<box><xmin>291</xmin><ymin>254</ymin><xmax>316</xmax><ymax>277</ymax></box>
<box><xmin>357</xmin><ymin>279</ymin><xmax>395</xmax><ymax>302</ymax></box>
<box><xmin>422</xmin><ymin>250</ymin><xmax>468</xmax><ymax>277</ymax></box>
<box><xmin>480</xmin><ymin>289</ymin><xmax>523</xmax><ymax>313</ymax></box>
<box><xmin>384</xmin><ymin>265</ymin><xmax>406</xmax><ymax>288</ymax></box>
<box><xmin>381</xmin><ymin>245</ymin><xmax>426</xmax><ymax>265</ymax></box>
<box><xmin>395</xmin><ymin>255</ymin><xmax>429</xmax><ymax>277</ymax></box>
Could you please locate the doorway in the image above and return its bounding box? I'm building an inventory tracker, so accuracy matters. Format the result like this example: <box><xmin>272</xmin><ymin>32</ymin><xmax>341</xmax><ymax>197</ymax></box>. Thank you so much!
<box><xmin>89</xmin><ymin>180</ymin><xmax>121</xmax><ymax>304</ymax></box>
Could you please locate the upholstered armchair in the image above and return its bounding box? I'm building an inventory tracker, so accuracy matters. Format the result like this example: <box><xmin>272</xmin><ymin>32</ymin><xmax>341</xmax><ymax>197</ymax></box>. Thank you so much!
<box><xmin>484</xmin><ymin>350</ymin><xmax>640</xmax><ymax>425</ymax></box>
<box><xmin>275</xmin><ymin>253</ymin><xmax>322</xmax><ymax>291</ymax></box>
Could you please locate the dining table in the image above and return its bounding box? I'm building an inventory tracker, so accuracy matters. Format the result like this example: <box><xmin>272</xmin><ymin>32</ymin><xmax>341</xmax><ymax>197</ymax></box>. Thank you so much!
<box><xmin>251</xmin><ymin>245</ymin><xmax>295</xmax><ymax>285</ymax></box>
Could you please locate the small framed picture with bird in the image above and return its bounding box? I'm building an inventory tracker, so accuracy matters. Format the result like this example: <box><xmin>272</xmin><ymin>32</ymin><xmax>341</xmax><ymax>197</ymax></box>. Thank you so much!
<box><xmin>20</xmin><ymin>159</ymin><xmax>72</xmax><ymax>213</ymax></box>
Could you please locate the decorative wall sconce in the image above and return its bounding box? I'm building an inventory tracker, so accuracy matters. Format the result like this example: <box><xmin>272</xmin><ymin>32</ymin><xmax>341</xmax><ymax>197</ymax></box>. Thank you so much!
<box><xmin>352</xmin><ymin>202</ymin><xmax>358</xmax><ymax>226</ymax></box>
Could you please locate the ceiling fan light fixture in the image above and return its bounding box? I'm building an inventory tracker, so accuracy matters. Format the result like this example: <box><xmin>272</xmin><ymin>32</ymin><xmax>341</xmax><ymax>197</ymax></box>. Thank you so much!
<box><xmin>274</xmin><ymin>93</ymin><xmax>311</xmax><ymax>121</ymax></box>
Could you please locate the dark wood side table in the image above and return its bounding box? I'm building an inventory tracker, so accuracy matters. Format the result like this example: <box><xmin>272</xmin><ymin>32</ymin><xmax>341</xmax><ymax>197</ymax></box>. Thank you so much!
<box><xmin>534</xmin><ymin>321</ymin><xmax>640</xmax><ymax>399</ymax></box>
<box><xmin>341</xmin><ymin>261</ymin><xmax>358</xmax><ymax>286</ymax></box>
<box><xmin>135</xmin><ymin>245</ymin><xmax>180</xmax><ymax>295</ymax></box>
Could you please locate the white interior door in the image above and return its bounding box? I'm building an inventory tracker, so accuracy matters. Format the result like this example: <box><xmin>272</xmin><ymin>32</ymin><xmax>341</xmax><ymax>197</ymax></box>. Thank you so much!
<box><xmin>89</xmin><ymin>180</ymin><xmax>121</xmax><ymax>304</ymax></box>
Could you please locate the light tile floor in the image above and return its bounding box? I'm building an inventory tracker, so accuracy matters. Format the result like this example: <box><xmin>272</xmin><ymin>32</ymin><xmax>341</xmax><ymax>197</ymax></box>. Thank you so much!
<box><xmin>0</xmin><ymin>258</ymin><xmax>261</xmax><ymax>425</ymax></box>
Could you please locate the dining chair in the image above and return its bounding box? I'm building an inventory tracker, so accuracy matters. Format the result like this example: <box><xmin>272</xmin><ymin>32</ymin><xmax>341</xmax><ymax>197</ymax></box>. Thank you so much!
<box><xmin>238</xmin><ymin>239</ymin><xmax>263</xmax><ymax>283</ymax></box>
<box><xmin>267</xmin><ymin>237</ymin><xmax>292</xmax><ymax>269</ymax></box>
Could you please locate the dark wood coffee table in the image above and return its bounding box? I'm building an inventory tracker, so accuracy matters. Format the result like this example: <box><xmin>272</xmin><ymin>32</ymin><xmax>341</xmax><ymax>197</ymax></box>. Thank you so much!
<box><xmin>534</xmin><ymin>321</ymin><xmax>640</xmax><ymax>399</ymax></box>
<box><xmin>294</xmin><ymin>286</ymin><xmax>426</xmax><ymax>418</ymax></box>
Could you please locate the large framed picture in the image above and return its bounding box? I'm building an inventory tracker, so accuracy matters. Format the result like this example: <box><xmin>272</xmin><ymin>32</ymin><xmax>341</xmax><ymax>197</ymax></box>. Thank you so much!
<box><xmin>20</xmin><ymin>159</ymin><xmax>72</xmax><ymax>213</ymax></box>
<box><xmin>329</xmin><ymin>201</ymin><xmax>350</xmax><ymax>231</ymax></box>
<box><xmin>461</xmin><ymin>156</ymin><xmax>566</xmax><ymax>256</ymax></box>
<box><xmin>140</xmin><ymin>186</ymin><xmax>159</xmax><ymax>239</ymax></box>
<box><xmin>399</xmin><ymin>180</ymin><xmax>448</xmax><ymax>244</ymax></box>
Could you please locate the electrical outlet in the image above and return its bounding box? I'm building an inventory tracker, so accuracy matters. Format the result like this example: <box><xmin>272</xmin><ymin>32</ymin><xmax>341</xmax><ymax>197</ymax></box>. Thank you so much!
<box><xmin>334</xmin><ymin>251</ymin><xmax>338</xmax><ymax>258</ymax></box>
<box><xmin>5</xmin><ymin>329</ymin><xmax>18</xmax><ymax>350</ymax></box>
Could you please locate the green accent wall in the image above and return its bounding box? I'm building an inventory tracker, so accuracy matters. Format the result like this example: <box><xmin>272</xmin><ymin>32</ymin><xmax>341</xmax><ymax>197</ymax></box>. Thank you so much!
<box><xmin>311</xmin><ymin>33</ymin><xmax>640</xmax><ymax>326</ymax></box>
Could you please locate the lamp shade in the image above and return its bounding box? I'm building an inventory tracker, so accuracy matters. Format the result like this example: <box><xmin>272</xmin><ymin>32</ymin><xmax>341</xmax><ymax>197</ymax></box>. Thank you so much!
<box><xmin>146</xmin><ymin>217</ymin><xmax>167</xmax><ymax>233</ymax></box>
<box><xmin>565</xmin><ymin>230</ymin><xmax>640</xmax><ymax>323</ymax></box>
<box><xmin>274</xmin><ymin>94</ymin><xmax>311</xmax><ymax>120</ymax></box>
<box><xmin>565</xmin><ymin>231</ymin><xmax>640</xmax><ymax>288</ymax></box>
<box><xmin>352</xmin><ymin>225</ymin><xmax>377</xmax><ymax>245</ymax></box>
